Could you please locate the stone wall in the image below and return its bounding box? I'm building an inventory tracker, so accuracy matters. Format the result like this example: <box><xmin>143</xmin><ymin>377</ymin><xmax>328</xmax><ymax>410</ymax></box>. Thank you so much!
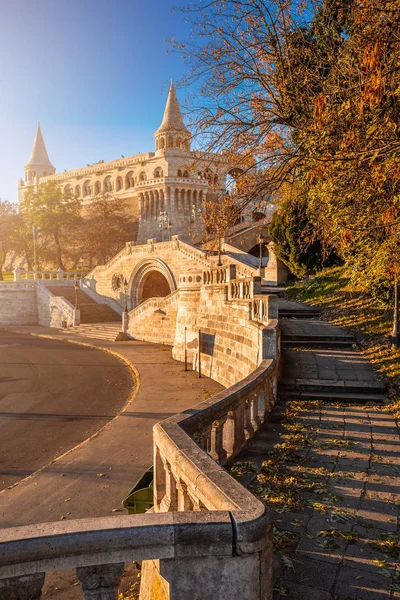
<box><xmin>0</xmin><ymin>283</ymin><xmax>37</xmax><ymax>325</ymax></box>
<box><xmin>128</xmin><ymin>291</ymin><xmax>179</xmax><ymax>345</ymax></box>
<box><xmin>36</xmin><ymin>283</ymin><xmax>79</xmax><ymax>328</ymax></box>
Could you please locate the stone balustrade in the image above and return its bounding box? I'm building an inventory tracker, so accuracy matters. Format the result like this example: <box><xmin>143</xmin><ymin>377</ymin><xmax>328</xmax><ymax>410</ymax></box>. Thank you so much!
<box><xmin>0</xmin><ymin>354</ymin><xmax>276</xmax><ymax>600</ymax></box>
<box><xmin>129</xmin><ymin>289</ymin><xmax>179</xmax><ymax>318</ymax></box>
<box><xmin>228</xmin><ymin>276</ymin><xmax>262</xmax><ymax>300</ymax></box>
<box><xmin>13</xmin><ymin>267</ymin><xmax>84</xmax><ymax>282</ymax></box>
<box><xmin>36</xmin><ymin>282</ymin><xmax>80</xmax><ymax>328</ymax></box>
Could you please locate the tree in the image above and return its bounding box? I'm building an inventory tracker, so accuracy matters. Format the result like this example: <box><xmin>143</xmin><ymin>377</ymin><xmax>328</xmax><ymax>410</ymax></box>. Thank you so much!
<box><xmin>269</xmin><ymin>183</ymin><xmax>340</xmax><ymax>278</ymax></box>
<box><xmin>77</xmin><ymin>194</ymin><xmax>137</xmax><ymax>266</ymax></box>
<box><xmin>21</xmin><ymin>181</ymin><xmax>81</xmax><ymax>270</ymax></box>
<box><xmin>175</xmin><ymin>0</ymin><xmax>400</xmax><ymax>288</ymax></box>
<box><xmin>0</xmin><ymin>200</ymin><xmax>17</xmax><ymax>280</ymax></box>
<box><xmin>201</xmin><ymin>193</ymin><xmax>241</xmax><ymax>265</ymax></box>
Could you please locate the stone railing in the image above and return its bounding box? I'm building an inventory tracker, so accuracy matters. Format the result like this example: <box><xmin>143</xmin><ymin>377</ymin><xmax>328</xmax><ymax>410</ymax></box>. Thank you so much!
<box><xmin>14</xmin><ymin>268</ymin><xmax>84</xmax><ymax>282</ymax></box>
<box><xmin>129</xmin><ymin>289</ymin><xmax>179</xmax><ymax>319</ymax></box>
<box><xmin>228</xmin><ymin>276</ymin><xmax>262</xmax><ymax>300</ymax></box>
<box><xmin>36</xmin><ymin>282</ymin><xmax>79</xmax><ymax>328</ymax></box>
<box><xmin>0</xmin><ymin>282</ymin><xmax>35</xmax><ymax>290</ymax></box>
<box><xmin>0</xmin><ymin>356</ymin><xmax>276</xmax><ymax>600</ymax></box>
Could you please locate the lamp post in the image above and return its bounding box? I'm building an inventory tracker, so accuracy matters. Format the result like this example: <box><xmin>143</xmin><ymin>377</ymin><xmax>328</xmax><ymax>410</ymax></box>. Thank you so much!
<box><xmin>158</xmin><ymin>211</ymin><xmax>170</xmax><ymax>242</ymax></box>
<box><xmin>257</xmin><ymin>231</ymin><xmax>266</xmax><ymax>271</ymax></box>
<box><xmin>32</xmin><ymin>225</ymin><xmax>40</xmax><ymax>273</ymax></box>
<box><xmin>74</xmin><ymin>280</ymin><xmax>79</xmax><ymax>309</ymax></box>
<box><xmin>390</xmin><ymin>278</ymin><xmax>400</xmax><ymax>348</ymax></box>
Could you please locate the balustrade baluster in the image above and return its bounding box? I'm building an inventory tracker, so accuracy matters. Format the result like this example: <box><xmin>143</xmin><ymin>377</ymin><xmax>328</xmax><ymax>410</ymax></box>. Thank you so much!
<box><xmin>244</xmin><ymin>399</ymin><xmax>255</xmax><ymax>440</ymax></box>
<box><xmin>76</xmin><ymin>563</ymin><xmax>124</xmax><ymax>600</ymax></box>
<box><xmin>209</xmin><ymin>417</ymin><xmax>227</xmax><ymax>463</ymax></box>
<box><xmin>0</xmin><ymin>573</ymin><xmax>45</xmax><ymax>600</ymax></box>
<box><xmin>159</xmin><ymin>458</ymin><xmax>178</xmax><ymax>512</ymax></box>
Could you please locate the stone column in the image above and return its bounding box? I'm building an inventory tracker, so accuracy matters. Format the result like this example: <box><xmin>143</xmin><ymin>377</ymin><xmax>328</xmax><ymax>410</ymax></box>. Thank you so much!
<box><xmin>0</xmin><ymin>573</ymin><xmax>45</xmax><ymax>600</ymax></box>
<box><xmin>76</xmin><ymin>563</ymin><xmax>124</xmax><ymax>600</ymax></box>
<box><xmin>159</xmin><ymin>458</ymin><xmax>178</xmax><ymax>512</ymax></box>
<box><xmin>209</xmin><ymin>417</ymin><xmax>227</xmax><ymax>463</ymax></box>
<box><xmin>176</xmin><ymin>479</ymin><xmax>193</xmax><ymax>511</ymax></box>
<box><xmin>57</xmin><ymin>267</ymin><xmax>64</xmax><ymax>281</ymax></box>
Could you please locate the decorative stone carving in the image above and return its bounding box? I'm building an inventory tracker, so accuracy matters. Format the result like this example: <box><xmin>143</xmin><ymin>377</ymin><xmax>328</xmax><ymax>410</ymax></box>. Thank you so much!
<box><xmin>76</xmin><ymin>563</ymin><xmax>124</xmax><ymax>600</ymax></box>
<box><xmin>0</xmin><ymin>573</ymin><xmax>45</xmax><ymax>600</ymax></box>
<box><xmin>111</xmin><ymin>272</ymin><xmax>124</xmax><ymax>292</ymax></box>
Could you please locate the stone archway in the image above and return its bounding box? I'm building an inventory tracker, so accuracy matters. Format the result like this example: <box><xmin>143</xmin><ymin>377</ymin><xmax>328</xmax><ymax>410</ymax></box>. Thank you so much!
<box><xmin>128</xmin><ymin>258</ymin><xmax>176</xmax><ymax>309</ymax></box>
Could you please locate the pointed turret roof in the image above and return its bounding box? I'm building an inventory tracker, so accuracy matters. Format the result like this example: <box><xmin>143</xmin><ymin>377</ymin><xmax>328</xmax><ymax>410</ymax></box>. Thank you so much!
<box><xmin>156</xmin><ymin>81</ymin><xmax>190</xmax><ymax>135</ymax></box>
<box><xmin>25</xmin><ymin>123</ymin><xmax>55</xmax><ymax>170</ymax></box>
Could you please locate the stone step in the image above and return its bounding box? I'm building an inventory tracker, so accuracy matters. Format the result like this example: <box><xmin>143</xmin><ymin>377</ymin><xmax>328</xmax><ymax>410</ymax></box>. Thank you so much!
<box><xmin>279</xmin><ymin>378</ymin><xmax>386</xmax><ymax>395</ymax></box>
<box><xmin>281</xmin><ymin>338</ymin><xmax>355</xmax><ymax>349</ymax></box>
<box><xmin>68</xmin><ymin>322</ymin><xmax>123</xmax><ymax>342</ymax></box>
<box><xmin>279</xmin><ymin>390</ymin><xmax>386</xmax><ymax>403</ymax></box>
<box><xmin>47</xmin><ymin>286</ymin><xmax>121</xmax><ymax>324</ymax></box>
<box><xmin>279</xmin><ymin>310</ymin><xmax>321</xmax><ymax>319</ymax></box>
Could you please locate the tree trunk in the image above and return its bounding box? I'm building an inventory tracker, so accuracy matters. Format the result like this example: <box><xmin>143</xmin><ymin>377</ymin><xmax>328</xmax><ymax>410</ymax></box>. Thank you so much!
<box><xmin>53</xmin><ymin>231</ymin><xmax>65</xmax><ymax>270</ymax></box>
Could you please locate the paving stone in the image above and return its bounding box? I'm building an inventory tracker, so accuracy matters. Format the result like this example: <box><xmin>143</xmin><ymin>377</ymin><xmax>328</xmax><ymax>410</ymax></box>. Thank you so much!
<box><xmin>334</xmin><ymin>565</ymin><xmax>391</xmax><ymax>599</ymax></box>
<box><xmin>295</xmin><ymin>534</ymin><xmax>347</xmax><ymax>564</ymax></box>
<box><xmin>276</xmin><ymin>581</ymin><xmax>332</xmax><ymax>600</ymax></box>
<box><xmin>282</xmin><ymin>556</ymin><xmax>338</xmax><ymax>591</ymax></box>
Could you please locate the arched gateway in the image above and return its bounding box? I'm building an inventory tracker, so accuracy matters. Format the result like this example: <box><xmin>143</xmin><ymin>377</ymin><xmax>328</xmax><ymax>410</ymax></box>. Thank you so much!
<box><xmin>128</xmin><ymin>258</ymin><xmax>176</xmax><ymax>309</ymax></box>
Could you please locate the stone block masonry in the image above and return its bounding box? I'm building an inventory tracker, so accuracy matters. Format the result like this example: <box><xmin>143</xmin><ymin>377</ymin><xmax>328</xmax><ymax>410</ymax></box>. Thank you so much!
<box><xmin>0</xmin><ymin>284</ymin><xmax>38</xmax><ymax>325</ymax></box>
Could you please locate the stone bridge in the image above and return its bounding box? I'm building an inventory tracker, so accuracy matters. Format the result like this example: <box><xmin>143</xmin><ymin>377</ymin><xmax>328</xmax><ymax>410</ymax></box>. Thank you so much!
<box><xmin>81</xmin><ymin>235</ymin><xmax>285</xmax><ymax>316</ymax></box>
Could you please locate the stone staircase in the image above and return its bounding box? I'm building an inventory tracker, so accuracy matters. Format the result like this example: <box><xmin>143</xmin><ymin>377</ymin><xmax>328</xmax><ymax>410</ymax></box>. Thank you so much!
<box><xmin>278</xmin><ymin>298</ymin><xmax>387</xmax><ymax>404</ymax></box>
<box><xmin>48</xmin><ymin>286</ymin><xmax>123</xmax><ymax>342</ymax></box>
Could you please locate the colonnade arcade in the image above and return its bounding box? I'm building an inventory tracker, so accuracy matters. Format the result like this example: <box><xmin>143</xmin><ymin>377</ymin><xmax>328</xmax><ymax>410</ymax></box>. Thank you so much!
<box><xmin>139</xmin><ymin>187</ymin><xmax>205</xmax><ymax>221</ymax></box>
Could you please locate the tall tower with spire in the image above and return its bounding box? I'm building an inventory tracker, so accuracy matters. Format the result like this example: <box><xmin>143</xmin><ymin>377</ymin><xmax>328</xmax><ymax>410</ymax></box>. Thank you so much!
<box><xmin>154</xmin><ymin>81</ymin><xmax>191</xmax><ymax>155</ymax></box>
<box><xmin>19</xmin><ymin>124</ymin><xmax>56</xmax><ymax>200</ymax></box>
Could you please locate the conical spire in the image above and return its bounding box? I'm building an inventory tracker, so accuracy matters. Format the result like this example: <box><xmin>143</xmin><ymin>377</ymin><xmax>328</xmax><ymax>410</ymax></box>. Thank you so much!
<box><xmin>25</xmin><ymin>123</ymin><xmax>55</xmax><ymax>170</ymax></box>
<box><xmin>156</xmin><ymin>81</ymin><xmax>189</xmax><ymax>134</ymax></box>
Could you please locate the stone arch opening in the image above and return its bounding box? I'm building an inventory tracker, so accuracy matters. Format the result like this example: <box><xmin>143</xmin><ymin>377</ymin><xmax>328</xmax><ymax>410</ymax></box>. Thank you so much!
<box><xmin>128</xmin><ymin>258</ymin><xmax>176</xmax><ymax>309</ymax></box>
<box><xmin>248</xmin><ymin>243</ymin><xmax>269</xmax><ymax>266</ymax></box>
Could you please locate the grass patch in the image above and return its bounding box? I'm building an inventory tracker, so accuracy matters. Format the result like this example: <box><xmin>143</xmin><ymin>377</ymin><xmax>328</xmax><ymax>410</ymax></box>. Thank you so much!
<box><xmin>286</xmin><ymin>266</ymin><xmax>400</xmax><ymax>417</ymax></box>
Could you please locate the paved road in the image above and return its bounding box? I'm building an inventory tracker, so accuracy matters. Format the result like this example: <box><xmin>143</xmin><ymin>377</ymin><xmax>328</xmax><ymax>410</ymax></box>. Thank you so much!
<box><xmin>0</xmin><ymin>327</ymin><xmax>222</xmax><ymax>528</ymax></box>
<box><xmin>0</xmin><ymin>330</ymin><xmax>134</xmax><ymax>492</ymax></box>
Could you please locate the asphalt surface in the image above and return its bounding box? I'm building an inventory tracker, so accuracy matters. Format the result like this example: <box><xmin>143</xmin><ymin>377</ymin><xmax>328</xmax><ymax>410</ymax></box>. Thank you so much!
<box><xmin>0</xmin><ymin>330</ymin><xmax>134</xmax><ymax>492</ymax></box>
<box><xmin>0</xmin><ymin>327</ymin><xmax>222</xmax><ymax>529</ymax></box>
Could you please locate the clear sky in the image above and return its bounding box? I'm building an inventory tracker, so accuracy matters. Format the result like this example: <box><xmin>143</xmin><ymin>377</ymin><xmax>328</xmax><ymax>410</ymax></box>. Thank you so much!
<box><xmin>0</xmin><ymin>0</ymin><xmax>191</xmax><ymax>203</ymax></box>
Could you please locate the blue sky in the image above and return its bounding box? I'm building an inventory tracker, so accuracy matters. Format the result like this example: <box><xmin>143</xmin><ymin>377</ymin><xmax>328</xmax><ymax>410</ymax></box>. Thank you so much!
<box><xmin>0</xmin><ymin>0</ymin><xmax>191</xmax><ymax>203</ymax></box>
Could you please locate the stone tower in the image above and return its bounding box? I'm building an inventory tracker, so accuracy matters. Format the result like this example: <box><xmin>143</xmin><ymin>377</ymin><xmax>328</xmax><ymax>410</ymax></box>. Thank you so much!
<box><xmin>18</xmin><ymin>124</ymin><xmax>55</xmax><ymax>201</ymax></box>
<box><xmin>154</xmin><ymin>81</ymin><xmax>191</xmax><ymax>154</ymax></box>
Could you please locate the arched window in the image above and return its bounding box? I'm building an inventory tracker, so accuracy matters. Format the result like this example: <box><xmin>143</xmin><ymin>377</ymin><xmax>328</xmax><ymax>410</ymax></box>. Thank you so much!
<box><xmin>154</xmin><ymin>167</ymin><xmax>163</xmax><ymax>179</ymax></box>
<box><xmin>83</xmin><ymin>180</ymin><xmax>91</xmax><ymax>197</ymax></box>
<box><xmin>155</xmin><ymin>139</ymin><xmax>159</xmax><ymax>151</ymax></box>
<box><xmin>95</xmin><ymin>181</ymin><xmax>101</xmax><ymax>195</ymax></box>
<box><xmin>176</xmin><ymin>137</ymin><xmax>182</xmax><ymax>148</ymax></box>
<box><xmin>168</xmin><ymin>136</ymin><xmax>173</xmax><ymax>148</ymax></box>
<box><xmin>64</xmin><ymin>184</ymin><xmax>72</xmax><ymax>197</ymax></box>
<box><xmin>75</xmin><ymin>185</ymin><xmax>81</xmax><ymax>197</ymax></box>
<box><xmin>160</xmin><ymin>137</ymin><xmax>165</xmax><ymax>149</ymax></box>
<box><xmin>177</xmin><ymin>169</ymin><xmax>182</xmax><ymax>177</ymax></box>
<box><xmin>125</xmin><ymin>171</ymin><xmax>134</xmax><ymax>189</ymax></box>
<box><xmin>139</xmin><ymin>171</ymin><xmax>147</xmax><ymax>182</ymax></box>
<box><xmin>183</xmin><ymin>170</ymin><xmax>189</xmax><ymax>178</ymax></box>
<box><xmin>116</xmin><ymin>177</ymin><xmax>123</xmax><ymax>192</ymax></box>
<box><xmin>214</xmin><ymin>174</ymin><xmax>219</xmax><ymax>186</ymax></box>
<box><xmin>32</xmin><ymin>171</ymin><xmax>36</xmax><ymax>179</ymax></box>
<box><xmin>103</xmin><ymin>176</ymin><xmax>112</xmax><ymax>193</ymax></box>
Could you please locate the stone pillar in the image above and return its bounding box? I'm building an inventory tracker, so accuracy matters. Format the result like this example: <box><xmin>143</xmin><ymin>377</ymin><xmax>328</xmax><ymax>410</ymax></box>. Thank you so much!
<box><xmin>244</xmin><ymin>398</ymin><xmax>255</xmax><ymax>440</ymax></box>
<box><xmin>57</xmin><ymin>267</ymin><xmax>64</xmax><ymax>281</ymax></box>
<box><xmin>13</xmin><ymin>267</ymin><xmax>21</xmax><ymax>282</ymax></box>
<box><xmin>176</xmin><ymin>479</ymin><xmax>193</xmax><ymax>511</ymax></box>
<box><xmin>73</xmin><ymin>308</ymin><xmax>80</xmax><ymax>326</ymax></box>
<box><xmin>76</xmin><ymin>563</ymin><xmax>124</xmax><ymax>600</ymax></box>
<box><xmin>0</xmin><ymin>573</ymin><xmax>45</xmax><ymax>600</ymax></box>
<box><xmin>122</xmin><ymin>310</ymin><xmax>129</xmax><ymax>334</ymax></box>
<box><xmin>209</xmin><ymin>417</ymin><xmax>227</xmax><ymax>463</ymax></box>
<box><xmin>159</xmin><ymin>458</ymin><xmax>178</xmax><ymax>512</ymax></box>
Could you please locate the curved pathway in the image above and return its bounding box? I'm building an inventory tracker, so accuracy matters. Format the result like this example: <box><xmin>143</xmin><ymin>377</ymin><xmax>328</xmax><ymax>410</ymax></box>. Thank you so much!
<box><xmin>0</xmin><ymin>330</ymin><xmax>133</xmax><ymax>492</ymax></box>
<box><xmin>0</xmin><ymin>326</ymin><xmax>222</xmax><ymax>528</ymax></box>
